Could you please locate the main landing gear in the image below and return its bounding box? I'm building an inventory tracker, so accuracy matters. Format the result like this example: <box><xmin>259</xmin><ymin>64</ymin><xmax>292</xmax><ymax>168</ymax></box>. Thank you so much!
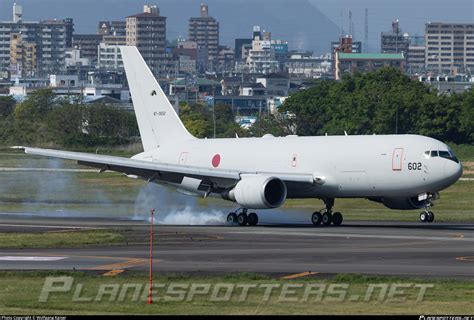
<box><xmin>419</xmin><ymin>195</ymin><xmax>435</xmax><ymax>223</ymax></box>
<box><xmin>311</xmin><ymin>198</ymin><xmax>343</xmax><ymax>227</ymax></box>
<box><xmin>227</xmin><ymin>208</ymin><xmax>259</xmax><ymax>226</ymax></box>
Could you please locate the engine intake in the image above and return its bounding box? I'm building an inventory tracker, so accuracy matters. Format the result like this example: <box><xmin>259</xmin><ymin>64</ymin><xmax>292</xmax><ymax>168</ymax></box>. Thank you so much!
<box><xmin>225</xmin><ymin>175</ymin><xmax>287</xmax><ymax>209</ymax></box>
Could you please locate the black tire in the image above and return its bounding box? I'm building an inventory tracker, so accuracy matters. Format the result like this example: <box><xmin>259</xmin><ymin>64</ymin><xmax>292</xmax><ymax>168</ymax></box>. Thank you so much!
<box><xmin>427</xmin><ymin>211</ymin><xmax>435</xmax><ymax>223</ymax></box>
<box><xmin>332</xmin><ymin>212</ymin><xmax>343</xmax><ymax>226</ymax></box>
<box><xmin>248</xmin><ymin>212</ymin><xmax>258</xmax><ymax>226</ymax></box>
<box><xmin>237</xmin><ymin>213</ymin><xmax>248</xmax><ymax>226</ymax></box>
<box><xmin>227</xmin><ymin>212</ymin><xmax>237</xmax><ymax>225</ymax></box>
<box><xmin>420</xmin><ymin>212</ymin><xmax>427</xmax><ymax>223</ymax></box>
<box><xmin>311</xmin><ymin>212</ymin><xmax>322</xmax><ymax>226</ymax></box>
<box><xmin>322</xmin><ymin>212</ymin><xmax>332</xmax><ymax>226</ymax></box>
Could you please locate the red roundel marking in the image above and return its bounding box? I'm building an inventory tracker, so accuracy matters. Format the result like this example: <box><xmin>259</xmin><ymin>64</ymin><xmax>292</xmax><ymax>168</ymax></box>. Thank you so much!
<box><xmin>212</xmin><ymin>154</ymin><xmax>221</xmax><ymax>168</ymax></box>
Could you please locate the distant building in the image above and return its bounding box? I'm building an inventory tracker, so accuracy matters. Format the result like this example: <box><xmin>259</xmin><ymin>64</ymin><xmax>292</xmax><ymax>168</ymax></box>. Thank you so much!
<box><xmin>407</xmin><ymin>45</ymin><xmax>426</xmax><ymax>74</ymax></box>
<box><xmin>217</xmin><ymin>46</ymin><xmax>234</xmax><ymax>73</ymax></box>
<box><xmin>63</xmin><ymin>18</ymin><xmax>74</xmax><ymax>48</ymax></box>
<box><xmin>98</xmin><ymin>43</ymin><xmax>123</xmax><ymax>71</ymax></box>
<box><xmin>172</xmin><ymin>40</ymin><xmax>209</xmax><ymax>73</ymax></box>
<box><xmin>331</xmin><ymin>35</ymin><xmax>362</xmax><ymax>54</ymax></box>
<box><xmin>65</xmin><ymin>48</ymin><xmax>90</xmax><ymax>68</ymax></box>
<box><xmin>381</xmin><ymin>20</ymin><xmax>409</xmax><ymax>54</ymax></box>
<box><xmin>0</xmin><ymin>3</ymin><xmax>69</xmax><ymax>77</ymax></box>
<box><xmin>335</xmin><ymin>52</ymin><xmax>406</xmax><ymax>80</ymax></box>
<box><xmin>425</xmin><ymin>22</ymin><xmax>474</xmax><ymax>74</ymax></box>
<box><xmin>246</xmin><ymin>26</ymin><xmax>279</xmax><ymax>74</ymax></box>
<box><xmin>283</xmin><ymin>52</ymin><xmax>331</xmax><ymax>78</ymax></box>
<box><xmin>126</xmin><ymin>5</ymin><xmax>167</xmax><ymax>76</ymax></box>
<box><xmin>188</xmin><ymin>3</ymin><xmax>219</xmax><ymax>67</ymax></box>
<box><xmin>234</xmin><ymin>38</ymin><xmax>252</xmax><ymax>61</ymax></box>
<box><xmin>9</xmin><ymin>33</ymin><xmax>37</xmax><ymax>78</ymax></box>
<box><xmin>99</xmin><ymin>21</ymin><xmax>127</xmax><ymax>46</ymax></box>
<box><xmin>72</xmin><ymin>34</ymin><xmax>102</xmax><ymax>64</ymax></box>
<box><xmin>256</xmin><ymin>73</ymin><xmax>290</xmax><ymax>96</ymax></box>
<box><xmin>98</xmin><ymin>21</ymin><xmax>126</xmax><ymax>36</ymax></box>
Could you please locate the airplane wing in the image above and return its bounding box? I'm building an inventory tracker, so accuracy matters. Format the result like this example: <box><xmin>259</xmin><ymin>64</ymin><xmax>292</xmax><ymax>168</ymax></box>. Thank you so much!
<box><xmin>23</xmin><ymin>147</ymin><xmax>315</xmax><ymax>188</ymax></box>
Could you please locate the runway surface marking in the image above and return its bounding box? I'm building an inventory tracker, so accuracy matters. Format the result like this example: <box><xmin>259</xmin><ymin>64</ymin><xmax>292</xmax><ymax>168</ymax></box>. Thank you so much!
<box><xmin>228</xmin><ymin>230</ymin><xmax>473</xmax><ymax>242</ymax></box>
<box><xmin>281</xmin><ymin>271</ymin><xmax>319</xmax><ymax>279</ymax></box>
<box><xmin>103</xmin><ymin>269</ymin><xmax>125</xmax><ymax>276</ymax></box>
<box><xmin>0</xmin><ymin>256</ymin><xmax>67</xmax><ymax>261</ymax></box>
<box><xmin>456</xmin><ymin>256</ymin><xmax>474</xmax><ymax>262</ymax></box>
<box><xmin>89</xmin><ymin>258</ymin><xmax>147</xmax><ymax>271</ymax></box>
<box><xmin>452</xmin><ymin>233</ymin><xmax>465</xmax><ymax>239</ymax></box>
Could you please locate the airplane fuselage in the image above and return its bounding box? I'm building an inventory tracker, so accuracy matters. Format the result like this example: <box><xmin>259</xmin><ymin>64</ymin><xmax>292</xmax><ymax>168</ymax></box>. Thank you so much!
<box><xmin>133</xmin><ymin>134</ymin><xmax>463</xmax><ymax>200</ymax></box>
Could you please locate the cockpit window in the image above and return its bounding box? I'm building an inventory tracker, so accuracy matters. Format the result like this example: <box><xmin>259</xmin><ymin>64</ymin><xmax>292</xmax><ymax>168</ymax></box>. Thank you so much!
<box><xmin>425</xmin><ymin>149</ymin><xmax>459</xmax><ymax>163</ymax></box>
<box><xmin>439</xmin><ymin>151</ymin><xmax>451</xmax><ymax>159</ymax></box>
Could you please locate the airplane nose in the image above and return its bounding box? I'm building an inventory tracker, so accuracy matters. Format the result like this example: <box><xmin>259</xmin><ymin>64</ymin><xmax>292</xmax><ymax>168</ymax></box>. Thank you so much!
<box><xmin>444</xmin><ymin>161</ymin><xmax>463</xmax><ymax>181</ymax></box>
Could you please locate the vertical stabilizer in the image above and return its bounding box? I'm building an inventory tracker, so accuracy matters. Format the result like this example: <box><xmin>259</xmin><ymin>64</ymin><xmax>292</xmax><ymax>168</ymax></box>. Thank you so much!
<box><xmin>121</xmin><ymin>46</ymin><xmax>195</xmax><ymax>151</ymax></box>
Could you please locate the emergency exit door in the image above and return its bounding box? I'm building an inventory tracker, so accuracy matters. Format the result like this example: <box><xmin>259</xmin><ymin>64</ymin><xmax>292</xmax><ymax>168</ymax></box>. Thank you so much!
<box><xmin>392</xmin><ymin>148</ymin><xmax>404</xmax><ymax>171</ymax></box>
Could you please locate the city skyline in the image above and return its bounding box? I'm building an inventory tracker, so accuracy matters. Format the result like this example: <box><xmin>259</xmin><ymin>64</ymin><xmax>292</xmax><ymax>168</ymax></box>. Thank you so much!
<box><xmin>2</xmin><ymin>0</ymin><xmax>471</xmax><ymax>54</ymax></box>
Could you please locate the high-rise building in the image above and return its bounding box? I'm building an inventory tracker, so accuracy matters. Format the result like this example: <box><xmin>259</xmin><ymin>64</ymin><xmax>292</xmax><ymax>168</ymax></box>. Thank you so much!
<box><xmin>407</xmin><ymin>45</ymin><xmax>426</xmax><ymax>74</ymax></box>
<box><xmin>98</xmin><ymin>21</ymin><xmax>127</xmax><ymax>45</ymax></box>
<box><xmin>0</xmin><ymin>4</ymin><xmax>68</xmax><ymax>77</ymax></box>
<box><xmin>188</xmin><ymin>3</ymin><xmax>219</xmax><ymax>65</ymax></box>
<box><xmin>126</xmin><ymin>5</ymin><xmax>167</xmax><ymax>76</ymax></box>
<box><xmin>425</xmin><ymin>22</ymin><xmax>474</xmax><ymax>74</ymax></box>
<box><xmin>246</xmin><ymin>26</ymin><xmax>280</xmax><ymax>74</ymax></box>
<box><xmin>98</xmin><ymin>43</ymin><xmax>123</xmax><ymax>71</ymax></box>
<box><xmin>72</xmin><ymin>34</ymin><xmax>102</xmax><ymax>64</ymax></box>
<box><xmin>98</xmin><ymin>21</ymin><xmax>126</xmax><ymax>36</ymax></box>
<box><xmin>10</xmin><ymin>33</ymin><xmax>37</xmax><ymax>77</ymax></box>
<box><xmin>63</xmin><ymin>18</ymin><xmax>74</xmax><ymax>48</ymax></box>
<box><xmin>234</xmin><ymin>38</ymin><xmax>252</xmax><ymax>61</ymax></box>
<box><xmin>381</xmin><ymin>20</ymin><xmax>409</xmax><ymax>54</ymax></box>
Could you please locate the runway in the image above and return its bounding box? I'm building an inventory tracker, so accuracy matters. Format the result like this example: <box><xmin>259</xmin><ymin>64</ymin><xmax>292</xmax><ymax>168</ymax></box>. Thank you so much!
<box><xmin>0</xmin><ymin>214</ymin><xmax>473</xmax><ymax>278</ymax></box>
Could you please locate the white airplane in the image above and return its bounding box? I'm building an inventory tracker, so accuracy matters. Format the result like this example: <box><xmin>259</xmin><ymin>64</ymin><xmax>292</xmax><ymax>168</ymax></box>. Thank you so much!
<box><xmin>22</xmin><ymin>46</ymin><xmax>463</xmax><ymax>226</ymax></box>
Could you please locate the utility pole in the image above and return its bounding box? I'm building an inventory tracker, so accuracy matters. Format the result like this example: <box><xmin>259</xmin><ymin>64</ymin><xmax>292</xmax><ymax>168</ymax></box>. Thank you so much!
<box><xmin>147</xmin><ymin>208</ymin><xmax>155</xmax><ymax>305</ymax></box>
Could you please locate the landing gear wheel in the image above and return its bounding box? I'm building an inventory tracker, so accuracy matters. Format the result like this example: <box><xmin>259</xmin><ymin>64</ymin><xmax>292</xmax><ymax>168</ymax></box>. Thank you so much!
<box><xmin>247</xmin><ymin>212</ymin><xmax>259</xmax><ymax>226</ymax></box>
<box><xmin>332</xmin><ymin>212</ymin><xmax>343</xmax><ymax>226</ymax></box>
<box><xmin>420</xmin><ymin>212</ymin><xmax>428</xmax><ymax>223</ymax></box>
<box><xmin>227</xmin><ymin>212</ymin><xmax>238</xmax><ymax>225</ymax></box>
<box><xmin>311</xmin><ymin>212</ymin><xmax>322</xmax><ymax>226</ymax></box>
<box><xmin>237</xmin><ymin>213</ymin><xmax>248</xmax><ymax>226</ymax></box>
<box><xmin>322</xmin><ymin>212</ymin><xmax>332</xmax><ymax>226</ymax></box>
<box><xmin>427</xmin><ymin>211</ymin><xmax>434</xmax><ymax>223</ymax></box>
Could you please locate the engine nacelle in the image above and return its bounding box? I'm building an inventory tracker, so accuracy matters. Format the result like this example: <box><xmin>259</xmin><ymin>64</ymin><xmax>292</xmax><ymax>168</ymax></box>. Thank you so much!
<box><xmin>226</xmin><ymin>175</ymin><xmax>287</xmax><ymax>209</ymax></box>
<box><xmin>369</xmin><ymin>197</ymin><xmax>428</xmax><ymax>210</ymax></box>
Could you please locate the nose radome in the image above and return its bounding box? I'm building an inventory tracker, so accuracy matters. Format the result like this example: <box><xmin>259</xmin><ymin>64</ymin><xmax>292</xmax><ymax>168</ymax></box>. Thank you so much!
<box><xmin>444</xmin><ymin>161</ymin><xmax>463</xmax><ymax>181</ymax></box>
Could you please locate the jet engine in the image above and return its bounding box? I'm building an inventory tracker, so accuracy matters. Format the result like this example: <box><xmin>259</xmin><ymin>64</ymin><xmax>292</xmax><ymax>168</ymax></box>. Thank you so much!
<box><xmin>224</xmin><ymin>175</ymin><xmax>287</xmax><ymax>209</ymax></box>
<box><xmin>369</xmin><ymin>197</ymin><xmax>428</xmax><ymax>210</ymax></box>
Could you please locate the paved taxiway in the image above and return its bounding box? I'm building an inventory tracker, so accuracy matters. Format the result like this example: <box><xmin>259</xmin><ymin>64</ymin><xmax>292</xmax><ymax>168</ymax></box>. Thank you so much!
<box><xmin>0</xmin><ymin>214</ymin><xmax>473</xmax><ymax>278</ymax></box>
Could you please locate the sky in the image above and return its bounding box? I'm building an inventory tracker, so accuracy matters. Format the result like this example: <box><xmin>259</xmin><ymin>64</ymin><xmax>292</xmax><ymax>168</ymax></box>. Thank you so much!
<box><xmin>0</xmin><ymin>0</ymin><xmax>472</xmax><ymax>53</ymax></box>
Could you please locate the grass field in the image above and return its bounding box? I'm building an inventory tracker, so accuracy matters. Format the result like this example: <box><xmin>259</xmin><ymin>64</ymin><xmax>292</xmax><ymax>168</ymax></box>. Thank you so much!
<box><xmin>0</xmin><ymin>272</ymin><xmax>472</xmax><ymax>315</ymax></box>
<box><xmin>0</xmin><ymin>230</ymin><xmax>124</xmax><ymax>249</ymax></box>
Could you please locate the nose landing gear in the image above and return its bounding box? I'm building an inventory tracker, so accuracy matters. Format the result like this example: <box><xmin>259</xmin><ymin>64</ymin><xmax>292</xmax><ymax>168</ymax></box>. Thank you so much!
<box><xmin>420</xmin><ymin>195</ymin><xmax>435</xmax><ymax>223</ymax></box>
